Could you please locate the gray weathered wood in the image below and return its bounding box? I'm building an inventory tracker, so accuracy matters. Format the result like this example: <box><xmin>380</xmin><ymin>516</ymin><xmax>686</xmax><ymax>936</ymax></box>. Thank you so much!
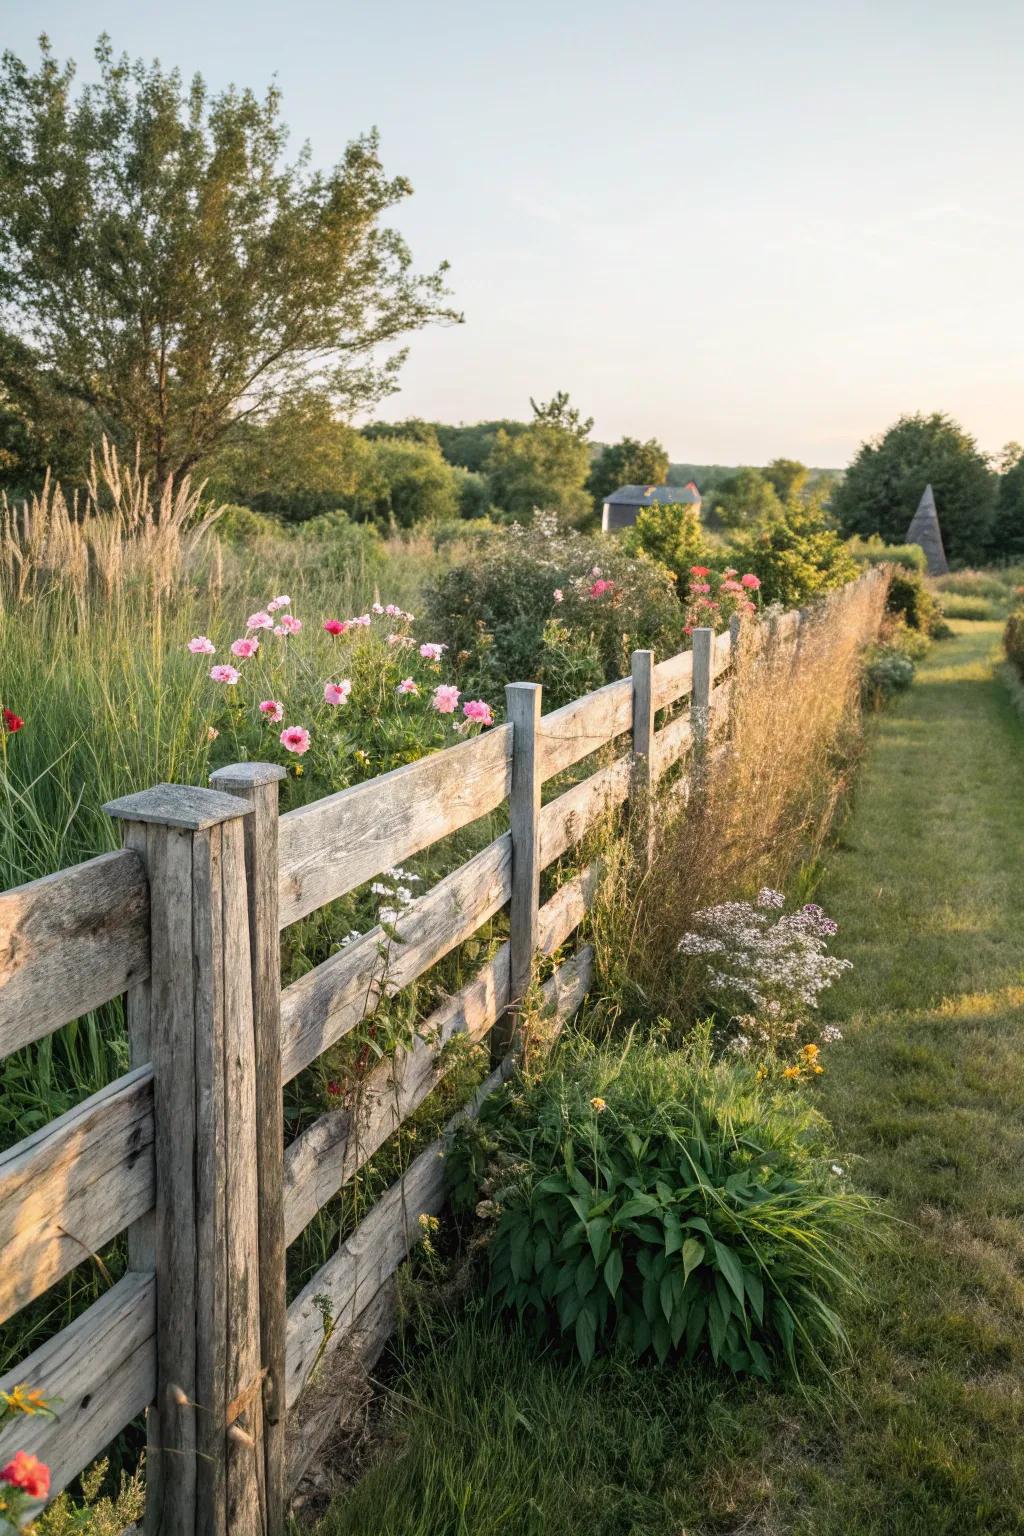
<box><xmin>538</xmin><ymin>676</ymin><xmax>633</xmax><ymax>780</ymax></box>
<box><xmin>276</xmin><ymin>725</ymin><xmax>513</xmax><ymax>928</ymax></box>
<box><xmin>537</xmin><ymin>753</ymin><xmax>631</xmax><ymax>868</ymax></box>
<box><xmin>0</xmin><ymin>1066</ymin><xmax>153</xmax><ymax>1323</ymax></box>
<box><xmin>652</xmin><ymin>648</ymin><xmax>694</xmax><ymax>711</ymax></box>
<box><xmin>536</xmin><ymin>864</ymin><xmax>600</xmax><ymax>956</ymax></box>
<box><xmin>211</xmin><ymin>763</ymin><xmax>288</xmax><ymax>1536</ymax></box>
<box><xmin>0</xmin><ymin>1273</ymin><xmax>155</xmax><ymax>1502</ymax></box>
<box><xmin>495</xmin><ymin>683</ymin><xmax>542</xmax><ymax>1061</ymax></box>
<box><xmin>652</xmin><ymin>713</ymin><xmax>693</xmax><ymax>782</ymax></box>
<box><xmin>107</xmin><ymin>786</ymin><xmax>265</xmax><ymax>1536</ymax></box>
<box><xmin>0</xmin><ymin>850</ymin><xmax>149</xmax><ymax>1055</ymax></box>
<box><xmin>690</xmin><ymin>628</ymin><xmax>714</xmax><ymax>766</ymax></box>
<box><xmin>280</xmin><ymin>833</ymin><xmax>512</xmax><ymax>1084</ymax></box>
<box><xmin>630</xmin><ymin>650</ymin><xmax>655</xmax><ymax>866</ymax></box>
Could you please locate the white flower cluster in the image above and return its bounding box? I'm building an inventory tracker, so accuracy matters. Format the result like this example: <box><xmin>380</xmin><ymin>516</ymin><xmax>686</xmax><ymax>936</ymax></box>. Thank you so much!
<box><xmin>678</xmin><ymin>896</ymin><xmax>851</xmax><ymax>1019</ymax></box>
<box><xmin>372</xmin><ymin>866</ymin><xmax>422</xmax><ymax>929</ymax></box>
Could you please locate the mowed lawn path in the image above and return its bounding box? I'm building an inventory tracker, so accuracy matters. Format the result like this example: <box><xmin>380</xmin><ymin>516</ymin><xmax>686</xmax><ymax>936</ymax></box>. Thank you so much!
<box><xmin>317</xmin><ymin>623</ymin><xmax>1024</xmax><ymax>1536</ymax></box>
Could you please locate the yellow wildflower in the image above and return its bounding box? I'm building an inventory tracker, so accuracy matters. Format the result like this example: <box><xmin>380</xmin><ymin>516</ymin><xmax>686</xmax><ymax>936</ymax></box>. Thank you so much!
<box><xmin>1</xmin><ymin>1384</ymin><xmax>49</xmax><ymax>1416</ymax></box>
<box><xmin>590</xmin><ymin>1096</ymin><xmax>607</xmax><ymax>1113</ymax></box>
<box><xmin>801</xmin><ymin>1043</ymin><xmax>819</xmax><ymax>1060</ymax></box>
<box><xmin>782</xmin><ymin>1065</ymin><xmax>801</xmax><ymax>1081</ymax></box>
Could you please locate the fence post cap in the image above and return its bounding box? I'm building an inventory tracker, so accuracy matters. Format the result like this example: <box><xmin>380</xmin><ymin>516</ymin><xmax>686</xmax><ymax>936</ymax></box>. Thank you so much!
<box><xmin>505</xmin><ymin>680</ymin><xmax>542</xmax><ymax>696</ymax></box>
<box><xmin>210</xmin><ymin>761</ymin><xmax>287</xmax><ymax>788</ymax></box>
<box><xmin>103</xmin><ymin>783</ymin><xmax>254</xmax><ymax>830</ymax></box>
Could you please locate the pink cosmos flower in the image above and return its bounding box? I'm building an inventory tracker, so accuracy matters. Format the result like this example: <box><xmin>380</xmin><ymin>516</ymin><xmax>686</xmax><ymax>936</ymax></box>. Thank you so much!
<box><xmin>323</xmin><ymin>619</ymin><xmax>348</xmax><ymax>636</ymax></box>
<box><xmin>324</xmin><ymin>680</ymin><xmax>352</xmax><ymax>706</ymax></box>
<box><xmin>463</xmin><ymin>699</ymin><xmax>494</xmax><ymax>726</ymax></box>
<box><xmin>210</xmin><ymin>664</ymin><xmax>241</xmax><ymax>685</ymax></box>
<box><xmin>397</xmin><ymin>677</ymin><xmax>419</xmax><ymax>695</ymax></box>
<box><xmin>553</xmin><ymin>589</ymin><xmax>564</xmax><ymax>603</ymax></box>
<box><xmin>277</xmin><ymin>613</ymin><xmax>302</xmax><ymax>635</ymax></box>
<box><xmin>267</xmin><ymin>595</ymin><xmax>291</xmax><ymax>613</ymax></box>
<box><xmin>721</xmin><ymin>579</ymin><xmax>743</xmax><ymax>594</ymax></box>
<box><xmin>419</xmin><ymin>642</ymin><xmax>446</xmax><ymax>662</ymax></box>
<box><xmin>231</xmin><ymin>637</ymin><xmax>259</xmax><ymax>659</ymax></box>
<box><xmin>385</xmin><ymin>603</ymin><xmax>404</xmax><ymax>617</ymax></box>
<box><xmin>188</xmin><ymin>636</ymin><xmax>216</xmax><ymax>654</ymax></box>
<box><xmin>432</xmin><ymin>684</ymin><xmax>461</xmax><ymax>714</ymax></box>
<box><xmin>689</xmin><ymin>581</ymin><xmax>711</xmax><ymax>595</ymax></box>
<box><xmin>247</xmin><ymin>611</ymin><xmax>273</xmax><ymax>630</ymax></box>
<box><xmin>740</xmin><ymin>573</ymin><xmax>761</xmax><ymax>590</ymax></box>
<box><xmin>589</xmin><ymin>578</ymin><xmax>615</xmax><ymax>599</ymax></box>
<box><xmin>280</xmin><ymin>725</ymin><xmax>311</xmax><ymax>755</ymax></box>
<box><xmin>259</xmin><ymin>699</ymin><xmax>284</xmax><ymax>723</ymax></box>
<box><xmin>351</xmin><ymin>614</ymin><xmax>371</xmax><ymax>628</ymax></box>
<box><xmin>372</xmin><ymin>602</ymin><xmax>384</xmax><ymax>615</ymax></box>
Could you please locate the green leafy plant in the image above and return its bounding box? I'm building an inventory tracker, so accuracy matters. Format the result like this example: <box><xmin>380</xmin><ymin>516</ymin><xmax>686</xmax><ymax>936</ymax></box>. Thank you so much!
<box><xmin>451</xmin><ymin>1037</ymin><xmax>874</xmax><ymax>1378</ymax></box>
<box><xmin>1004</xmin><ymin>608</ymin><xmax>1024</xmax><ymax>682</ymax></box>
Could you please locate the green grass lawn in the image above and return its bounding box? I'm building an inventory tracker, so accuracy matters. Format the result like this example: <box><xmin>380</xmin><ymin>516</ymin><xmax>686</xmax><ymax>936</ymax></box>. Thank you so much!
<box><xmin>309</xmin><ymin>622</ymin><xmax>1024</xmax><ymax>1536</ymax></box>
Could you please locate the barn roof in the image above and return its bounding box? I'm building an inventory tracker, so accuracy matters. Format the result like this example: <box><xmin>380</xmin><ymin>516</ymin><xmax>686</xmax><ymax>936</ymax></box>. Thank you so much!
<box><xmin>604</xmin><ymin>483</ymin><xmax>701</xmax><ymax>506</ymax></box>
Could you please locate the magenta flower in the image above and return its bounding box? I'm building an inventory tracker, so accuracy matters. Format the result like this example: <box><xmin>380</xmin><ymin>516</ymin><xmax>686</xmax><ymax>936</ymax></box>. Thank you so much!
<box><xmin>230</xmin><ymin>637</ymin><xmax>259</xmax><ymax>659</ymax></box>
<box><xmin>210</xmin><ymin>664</ymin><xmax>241</xmax><ymax>685</ymax></box>
<box><xmin>247</xmin><ymin>611</ymin><xmax>273</xmax><ymax>631</ymax></box>
<box><xmin>419</xmin><ymin>642</ymin><xmax>446</xmax><ymax>662</ymax></box>
<box><xmin>324</xmin><ymin>680</ymin><xmax>352</xmax><ymax>706</ymax></box>
<box><xmin>259</xmin><ymin>699</ymin><xmax>284</xmax><ymax>723</ymax></box>
<box><xmin>188</xmin><ymin>636</ymin><xmax>216</xmax><ymax>654</ymax></box>
<box><xmin>432</xmin><ymin>684</ymin><xmax>461</xmax><ymax>714</ymax></box>
<box><xmin>463</xmin><ymin>699</ymin><xmax>494</xmax><ymax>727</ymax></box>
<box><xmin>280</xmin><ymin>725</ymin><xmax>311</xmax><ymax>755</ymax></box>
<box><xmin>740</xmin><ymin>573</ymin><xmax>761</xmax><ymax>590</ymax></box>
<box><xmin>397</xmin><ymin>677</ymin><xmax>419</xmax><ymax>695</ymax></box>
<box><xmin>323</xmin><ymin>619</ymin><xmax>348</xmax><ymax>636</ymax></box>
<box><xmin>588</xmin><ymin>579</ymin><xmax>615</xmax><ymax>599</ymax></box>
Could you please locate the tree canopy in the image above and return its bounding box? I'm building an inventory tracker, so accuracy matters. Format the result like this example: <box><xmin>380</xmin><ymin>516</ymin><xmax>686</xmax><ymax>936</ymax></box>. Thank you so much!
<box><xmin>0</xmin><ymin>35</ymin><xmax>459</xmax><ymax>484</ymax></box>
<box><xmin>833</xmin><ymin>412</ymin><xmax>995</xmax><ymax>565</ymax></box>
<box><xmin>587</xmin><ymin>436</ymin><xmax>670</xmax><ymax>504</ymax></box>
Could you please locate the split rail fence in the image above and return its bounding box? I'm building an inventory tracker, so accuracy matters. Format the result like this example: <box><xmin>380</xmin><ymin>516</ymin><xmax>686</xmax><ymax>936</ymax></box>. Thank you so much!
<box><xmin>0</xmin><ymin>572</ymin><xmax>880</xmax><ymax>1534</ymax></box>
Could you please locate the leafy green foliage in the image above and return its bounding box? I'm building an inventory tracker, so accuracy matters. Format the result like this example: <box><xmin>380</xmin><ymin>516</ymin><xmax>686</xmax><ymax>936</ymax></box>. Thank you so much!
<box><xmin>1004</xmin><ymin>608</ymin><xmax>1024</xmax><ymax>682</ymax></box>
<box><xmin>885</xmin><ymin>564</ymin><xmax>945</xmax><ymax>636</ymax></box>
<box><xmin>587</xmin><ymin>436</ymin><xmax>670</xmax><ymax>505</ymax></box>
<box><xmin>712</xmin><ymin>468</ymin><xmax>783</xmax><ymax>530</ymax></box>
<box><xmin>833</xmin><ymin>412</ymin><xmax>996</xmax><ymax>566</ymax></box>
<box><xmin>0</xmin><ymin>36</ymin><xmax>458</xmax><ymax>482</ymax></box>
<box><xmin>452</xmin><ymin>1038</ymin><xmax>872</xmax><ymax>1377</ymax></box>
<box><xmin>622</xmin><ymin>502</ymin><xmax>709</xmax><ymax>580</ymax></box>
<box><xmin>486</xmin><ymin>422</ymin><xmax>592</xmax><ymax>527</ymax></box>
<box><xmin>728</xmin><ymin>500</ymin><xmax>857</xmax><ymax>608</ymax></box>
<box><xmin>846</xmin><ymin>534</ymin><xmax>928</xmax><ymax>572</ymax></box>
<box><xmin>989</xmin><ymin>449</ymin><xmax>1024</xmax><ymax>559</ymax></box>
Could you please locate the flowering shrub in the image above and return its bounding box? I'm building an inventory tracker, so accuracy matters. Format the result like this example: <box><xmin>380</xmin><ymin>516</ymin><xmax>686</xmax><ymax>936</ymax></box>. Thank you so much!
<box><xmin>450</xmin><ymin>1036</ymin><xmax>872</xmax><ymax>1377</ymax></box>
<box><xmin>678</xmin><ymin>890</ymin><xmax>851</xmax><ymax>1066</ymax></box>
<box><xmin>682</xmin><ymin>565</ymin><xmax>759</xmax><ymax>636</ymax></box>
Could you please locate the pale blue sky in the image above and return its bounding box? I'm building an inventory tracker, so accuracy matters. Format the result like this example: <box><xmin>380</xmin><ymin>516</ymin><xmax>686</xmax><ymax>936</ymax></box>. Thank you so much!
<box><xmin>7</xmin><ymin>1</ymin><xmax>1024</xmax><ymax>465</ymax></box>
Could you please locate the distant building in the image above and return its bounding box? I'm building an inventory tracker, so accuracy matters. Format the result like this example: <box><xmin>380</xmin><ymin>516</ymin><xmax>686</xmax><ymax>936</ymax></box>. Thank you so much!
<box><xmin>601</xmin><ymin>482</ymin><xmax>701</xmax><ymax>533</ymax></box>
<box><xmin>905</xmin><ymin>483</ymin><xmax>949</xmax><ymax>575</ymax></box>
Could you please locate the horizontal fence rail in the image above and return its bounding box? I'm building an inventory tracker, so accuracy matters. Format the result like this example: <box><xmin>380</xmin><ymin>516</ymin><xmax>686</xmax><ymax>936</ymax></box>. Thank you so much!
<box><xmin>0</xmin><ymin>567</ymin><xmax>886</xmax><ymax>1532</ymax></box>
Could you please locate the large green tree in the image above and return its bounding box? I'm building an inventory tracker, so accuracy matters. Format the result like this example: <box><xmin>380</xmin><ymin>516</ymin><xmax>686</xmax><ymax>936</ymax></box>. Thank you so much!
<box><xmin>0</xmin><ymin>36</ymin><xmax>459</xmax><ymax>484</ymax></box>
<box><xmin>587</xmin><ymin>435</ymin><xmax>670</xmax><ymax>504</ymax></box>
<box><xmin>712</xmin><ymin>467</ymin><xmax>782</xmax><ymax>529</ymax></box>
<box><xmin>988</xmin><ymin>443</ymin><xmax>1024</xmax><ymax>560</ymax></box>
<box><xmin>486</xmin><ymin>393</ymin><xmax>592</xmax><ymax>525</ymax></box>
<box><xmin>833</xmin><ymin>412</ymin><xmax>995</xmax><ymax>565</ymax></box>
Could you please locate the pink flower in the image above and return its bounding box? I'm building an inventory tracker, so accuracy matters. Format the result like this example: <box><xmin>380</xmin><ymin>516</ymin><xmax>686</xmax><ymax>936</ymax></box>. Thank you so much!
<box><xmin>690</xmin><ymin>565</ymin><xmax>710</xmax><ymax>577</ymax></box>
<box><xmin>350</xmin><ymin>614</ymin><xmax>372</xmax><ymax>628</ymax></box>
<box><xmin>230</xmin><ymin>636</ymin><xmax>259</xmax><ymax>659</ymax></box>
<box><xmin>589</xmin><ymin>579</ymin><xmax>615</xmax><ymax>599</ymax></box>
<box><xmin>372</xmin><ymin>602</ymin><xmax>384</xmax><ymax>615</ymax></box>
<box><xmin>388</xmin><ymin>632</ymin><xmax>413</xmax><ymax>647</ymax></box>
<box><xmin>432</xmin><ymin>684</ymin><xmax>461</xmax><ymax>714</ymax></box>
<box><xmin>323</xmin><ymin>618</ymin><xmax>348</xmax><ymax>636</ymax></box>
<box><xmin>247</xmin><ymin>611</ymin><xmax>273</xmax><ymax>630</ymax></box>
<box><xmin>742</xmin><ymin>600</ymin><xmax>757</xmax><ymax>615</ymax></box>
<box><xmin>689</xmin><ymin>581</ymin><xmax>711</xmax><ymax>595</ymax></box>
<box><xmin>280</xmin><ymin>725</ymin><xmax>310</xmax><ymax>755</ymax></box>
<box><xmin>385</xmin><ymin>603</ymin><xmax>404</xmax><ymax>617</ymax></box>
<box><xmin>723</xmin><ymin>567</ymin><xmax>737</xmax><ymax>577</ymax></box>
<box><xmin>259</xmin><ymin>699</ymin><xmax>284</xmax><ymax>723</ymax></box>
<box><xmin>267</xmin><ymin>595</ymin><xmax>291</xmax><ymax>613</ymax></box>
<box><xmin>721</xmin><ymin>579</ymin><xmax>743</xmax><ymax>594</ymax></box>
<box><xmin>273</xmin><ymin>625</ymin><xmax>288</xmax><ymax>636</ymax></box>
<box><xmin>463</xmin><ymin>699</ymin><xmax>494</xmax><ymax>726</ymax></box>
<box><xmin>210</xmin><ymin>664</ymin><xmax>240</xmax><ymax>685</ymax></box>
<box><xmin>419</xmin><ymin>642</ymin><xmax>446</xmax><ymax>661</ymax></box>
<box><xmin>553</xmin><ymin>588</ymin><xmax>564</xmax><ymax>603</ymax></box>
<box><xmin>188</xmin><ymin>636</ymin><xmax>216</xmax><ymax>654</ymax></box>
<box><xmin>277</xmin><ymin>613</ymin><xmax>302</xmax><ymax>635</ymax></box>
<box><xmin>324</xmin><ymin>679</ymin><xmax>352</xmax><ymax>706</ymax></box>
<box><xmin>740</xmin><ymin>573</ymin><xmax>761</xmax><ymax>590</ymax></box>
<box><xmin>397</xmin><ymin>677</ymin><xmax>419</xmax><ymax>695</ymax></box>
<box><xmin>1</xmin><ymin>1450</ymin><xmax>50</xmax><ymax>1500</ymax></box>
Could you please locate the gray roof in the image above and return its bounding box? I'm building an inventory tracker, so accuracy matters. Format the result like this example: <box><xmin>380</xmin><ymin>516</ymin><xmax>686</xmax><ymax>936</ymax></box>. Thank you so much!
<box><xmin>604</xmin><ymin>483</ymin><xmax>700</xmax><ymax>507</ymax></box>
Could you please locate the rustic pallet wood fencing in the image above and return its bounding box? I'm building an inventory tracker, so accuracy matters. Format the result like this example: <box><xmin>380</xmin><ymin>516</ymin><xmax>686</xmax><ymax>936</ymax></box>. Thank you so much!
<box><xmin>0</xmin><ymin>571</ymin><xmax>884</xmax><ymax>1533</ymax></box>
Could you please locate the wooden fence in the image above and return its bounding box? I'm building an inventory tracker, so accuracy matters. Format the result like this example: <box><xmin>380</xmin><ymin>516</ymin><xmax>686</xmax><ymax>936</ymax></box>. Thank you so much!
<box><xmin>0</xmin><ymin>572</ymin><xmax>881</xmax><ymax>1534</ymax></box>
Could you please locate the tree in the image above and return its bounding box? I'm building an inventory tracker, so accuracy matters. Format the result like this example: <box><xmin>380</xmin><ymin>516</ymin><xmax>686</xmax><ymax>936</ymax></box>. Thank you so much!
<box><xmin>989</xmin><ymin>446</ymin><xmax>1024</xmax><ymax>560</ymax></box>
<box><xmin>712</xmin><ymin>467</ymin><xmax>782</xmax><ymax>529</ymax></box>
<box><xmin>0</xmin><ymin>36</ymin><xmax>459</xmax><ymax>483</ymax></box>
<box><xmin>762</xmin><ymin>457</ymin><xmax>809</xmax><ymax>502</ymax></box>
<box><xmin>529</xmin><ymin>390</ymin><xmax>593</xmax><ymax>441</ymax></box>
<box><xmin>729</xmin><ymin>501</ymin><xmax>857</xmax><ymax>608</ymax></box>
<box><xmin>623</xmin><ymin>502</ymin><xmax>708</xmax><ymax>580</ymax></box>
<box><xmin>351</xmin><ymin>438</ymin><xmax>462</xmax><ymax>529</ymax></box>
<box><xmin>833</xmin><ymin>413</ymin><xmax>995</xmax><ymax>565</ymax></box>
<box><xmin>587</xmin><ymin>436</ymin><xmax>670</xmax><ymax>504</ymax></box>
<box><xmin>486</xmin><ymin>393</ymin><xmax>593</xmax><ymax>526</ymax></box>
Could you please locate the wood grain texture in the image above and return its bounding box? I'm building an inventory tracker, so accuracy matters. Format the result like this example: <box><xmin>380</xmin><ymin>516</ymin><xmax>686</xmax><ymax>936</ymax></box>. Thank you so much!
<box><xmin>0</xmin><ymin>1273</ymin><xmax>155</xmax><ymax>1502</ymax></box>
<box><xmin>539</xmin><ymin>676</ymin><xmax>633</xmax><ymax>780</ymax></box>
<box><xmin>496</xmin><ymin>683</ymin><xmax>542</xmax><ymax>1061</ymax></box>
<box><xmin>630</xmin><ymin>650</ymin><xmax>655</xmax><ymax>867</ymax></box>
<box><xmin>276</xmin><ymin>724</ymin><xmax>512</xmax><ymax>928</ymax></box>
<box><xmin>280</xmin><ymin>834</ymin><xmax>513</xmax><ymax>1084</ymax></box>
<box><xmin>537</xmin><ymin>754</ymin><xmax>631</xmax><ymax>869</ymax></box>
<box><xmin>651</xmin><ymin>713</ymin><xmax>693</xmax><ymax>782</ymax></box>
<box><xmin>653</xmin><ymin>648</ymin><xmax>694</xmax><ymax>711</ymax></box>
<box><xmin>0</xmin><ymin>1066</ymin><xmax>154</xmax><ymax>1324</ymax></box>
<box><xmin>0</xmin><ymin>850</ymin><xmax>149</xmax><ymax>1054</ymax></box>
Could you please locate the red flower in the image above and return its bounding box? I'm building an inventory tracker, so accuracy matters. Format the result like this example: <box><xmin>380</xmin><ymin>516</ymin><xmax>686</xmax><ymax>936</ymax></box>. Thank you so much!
<box><xmin>689</xmin><ymin>565</ymin><xmax>710</xmax><ymax>576</ymax></box>
<box><xmin>2</xmin><ymin>708</ymin><xmax>24</xmax><ymax>734</ymax></box>
<box><xmin>588</xmin><ymin>579</ymin><xmax>615</xmax><ymax>600</ymax></box>
<box><xmin>323</xmin><ymin>619</ymin><xmax>348</xmax><ymax>636</ymax></box>
<box><xmin>1</xmin><ymin>1450</ymin><xmax>50</xmax><ymax>1499</ymax></box>
<box><xmin>326</xmin><ymin>1079</ymin><xmax>342</xmax><ymax>1097</ymax></box>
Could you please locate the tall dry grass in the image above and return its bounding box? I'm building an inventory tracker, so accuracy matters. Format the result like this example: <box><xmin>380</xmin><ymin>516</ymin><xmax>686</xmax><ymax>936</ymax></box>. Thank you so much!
<box><xmin>589</xmin><ymin>574</ymin><xmax>888</xmax><ymax>1031</ymax></box>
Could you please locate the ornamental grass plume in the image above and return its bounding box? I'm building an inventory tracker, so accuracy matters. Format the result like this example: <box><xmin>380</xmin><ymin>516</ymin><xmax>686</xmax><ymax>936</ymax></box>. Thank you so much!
<box><xmin>589</xmin><ymin>574</ymin><xmax>887</xmax><ymax>1032</ymax></box>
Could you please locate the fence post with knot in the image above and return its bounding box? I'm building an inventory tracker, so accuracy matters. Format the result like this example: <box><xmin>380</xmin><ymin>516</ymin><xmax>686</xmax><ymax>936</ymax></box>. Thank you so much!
<box><xmin>105</xmin><ymin>784</ymin><xmax>269</xmax><ymax>1536</ymax></box>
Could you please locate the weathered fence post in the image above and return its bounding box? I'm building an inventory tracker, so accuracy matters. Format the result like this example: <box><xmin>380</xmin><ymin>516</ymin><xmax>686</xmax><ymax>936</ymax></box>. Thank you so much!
<box><xmin>630</xmin><ymin>649</ymin><xmax>655</xmax><ymax>866</ymax></box>
<box><xmin>210</xmin><ymin>763</ymin><xmax>287</xmax><ymax>1535</ymax></box>
<box><xmin>691</xmin><ymin>628</ymin><xmax>714</xmax><ymax>773</ymax></box>
<box><xmin>494</xmin><ymin>682</ymin><xmax>542</xmax><ymax>1062</ymax></box>
<box><xmin>105</xmin><ymin>785</ymin><xmax>267</xmax><ymax>1536</ymax></box>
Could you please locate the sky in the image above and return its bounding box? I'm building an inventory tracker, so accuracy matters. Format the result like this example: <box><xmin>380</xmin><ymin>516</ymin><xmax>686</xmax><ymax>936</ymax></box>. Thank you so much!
<box><xmin>7</xmin><ymin>0</ymin><xmax>1024</xmax><ymax>467</ymax></box>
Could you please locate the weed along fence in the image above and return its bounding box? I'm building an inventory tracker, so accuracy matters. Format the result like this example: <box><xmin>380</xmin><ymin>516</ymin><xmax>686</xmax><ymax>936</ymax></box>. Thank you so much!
<box><xmin>0</xmin><ymin>570</ymin><xmax>882</xmax><ymax>1534</ymax></box>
